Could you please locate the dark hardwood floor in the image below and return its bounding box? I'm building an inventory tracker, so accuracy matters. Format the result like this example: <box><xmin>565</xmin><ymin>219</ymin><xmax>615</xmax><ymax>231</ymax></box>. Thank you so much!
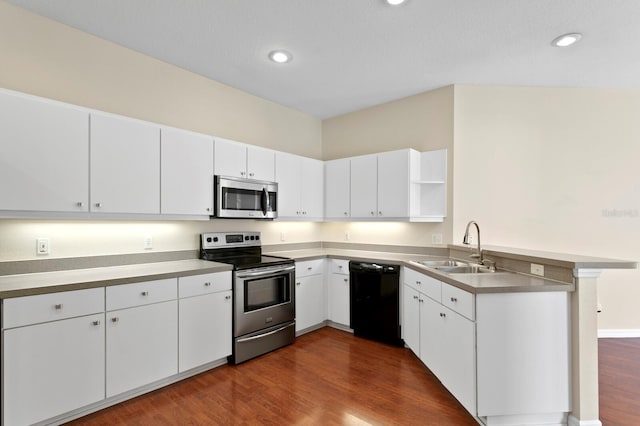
<box><xmin>67</xmin><ymin>329</ymin><xmax>640</xmax><ymax>425</ymax></box>
<box><xmin>69</xmin><ymin>327</ymin><xmax>476</xmax><ymax>425</ymax></box>
<box><xmin>598</xmin><ymin>337</ymin><xmax>640</xmax><ymax>425</ymax></box>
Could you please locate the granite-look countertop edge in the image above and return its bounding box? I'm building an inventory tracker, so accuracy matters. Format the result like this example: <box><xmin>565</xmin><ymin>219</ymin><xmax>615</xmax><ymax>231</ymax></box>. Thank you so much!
<box><xmin>269</xmin><ymin>248</ymin><xmax>574</xmax><ymax>294</ymax></box>
<box><xmin>0</xmin><ymin>259</ymin><xmax>233</xmax><ymax>299</ymax></box>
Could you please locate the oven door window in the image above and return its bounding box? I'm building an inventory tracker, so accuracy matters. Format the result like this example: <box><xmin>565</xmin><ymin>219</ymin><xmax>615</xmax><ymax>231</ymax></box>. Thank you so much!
<box><xmin>244</xmin><ymin>274</ymin><xmax>290</xmax><ymax>312</ymax></box>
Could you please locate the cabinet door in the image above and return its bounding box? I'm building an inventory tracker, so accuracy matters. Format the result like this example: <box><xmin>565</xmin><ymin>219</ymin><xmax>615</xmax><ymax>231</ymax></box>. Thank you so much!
<box><xmin>275</xmin><ymin>151</ymin><xmax>302</xmax><ymax>218</ymax></box>
<box><xmin>90</xmin><ymin>114</ymin><xmax>160</xmax><ymax>214</ymax></box>
<box><xmin>161</xmin><ymin>128</ymin><xmax>213</xmax><ymax>215</ymax></box>
<box><xmin>419</xmin><ymin>295</ymin><xmax>443</xmax><ymax>377</ymax></box>
<box><xmin>247</xmin><ymin>145</ymin><xmax>275</xmax><ymax>181</ymax></box>
<box><xmin>300</xmin><ymin>157</ymin><xmax>324</xmax><ymax>219</ymax></box>
<box><xmin>402</xmin><ymin>284</ymin><xmax>421</xmax><ymax>356</ymax></box>
<box><xmin>179</xmin><ymin>290</ymin><xmax>232</xmax><ymax>372</ymax></box>
<box><xmin>296</xmin><ymin>274</ymin><xmax>325</xmax><ymax>332</ymax></box>
<box><xmin>214</xmin><ymin>138</ymin><xmax>247</xmax><ymax>178</ymax></box>
<box><xmin>2</xmin><ymin>314</ymin><xmax>105</xmax><ymax>426</ymax></box>
<box><xmin>106</xmin><ymin>300</ymin><xmax>178</xmax><ymax>397</ymax></box>
<box><xmin>440</xmin><ymin>307</ymin><xmax>476</xmax><ymax>415</ymax></box>
<box><xmin>324</xmin><ymin>159</ymin><xmax>350</xmax><ymax>219</ymax></box>
<box><xmin>350</xmin><ymin>155</ymin><xmax>377</xmax><ymax>218</ymax></box>
<box><xmin>328</xmin><ymin>274</ymin><xmax>351</xmax><ymax>326</ymax></box>
<box><xmin>0</xmin><ymin>90</ymin><xmax>89</xmax><ymax>212</ymax></box>
<box><xmin>377</xmin><ymin>150</ymin><xmax>410</xmax><ymax>218</ymax></box>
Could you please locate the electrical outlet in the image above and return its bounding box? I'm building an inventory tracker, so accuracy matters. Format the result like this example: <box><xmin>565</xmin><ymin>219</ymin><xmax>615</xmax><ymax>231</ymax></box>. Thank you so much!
<box><xmin>530</xmin><ymin>263</ymin><xmax>545</xmax><ymax>276</ymax></box>
<box><xmin>431</xmin><ymin>234</ymin><xmax>443</xmax><ymax>244</ymax></box>
<box><xmin>143</xmin><ymin>236</ymin><xmax>153</xmax><ymax>250</ymax></box>
<box><xmin>280</xmin><ymin>232</ymin><xmax>286</xmax><ymax>242</ymax></box>
<box><xmin>36</xmin><ymin>238</ymin><xmax>49</xmax><ymax>255</ymax></box>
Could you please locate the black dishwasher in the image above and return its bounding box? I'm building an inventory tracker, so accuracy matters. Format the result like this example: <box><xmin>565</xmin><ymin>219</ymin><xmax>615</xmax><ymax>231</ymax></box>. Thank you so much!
<box><xmin>349</xmin><ymin>261</ymin><xmax>402</xmax><ymax>346</ymax></box>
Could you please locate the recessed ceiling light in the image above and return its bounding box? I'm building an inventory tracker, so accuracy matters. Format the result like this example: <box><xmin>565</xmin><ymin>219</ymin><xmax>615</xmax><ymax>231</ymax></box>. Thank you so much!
<box><xmin>269</xmin><ymin>50</ymin><xmax>292</xmax><ymax>64</ymax></box>
<box><xmin>386</xmin><ymin>0</ymin><xmax>406</xmax><ymax>5</ymax></box>
<box><xmin>551</xmin><ymin>33</ymin><xmax>582</xmax><ymax>47</ymax></box>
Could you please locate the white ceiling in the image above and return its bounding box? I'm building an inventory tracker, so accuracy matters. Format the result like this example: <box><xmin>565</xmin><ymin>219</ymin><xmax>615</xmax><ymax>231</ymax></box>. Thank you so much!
<box><xmin>8</xmin><ymin>0</ymin><xmax>640</xmax><ymax>119</ymax></box>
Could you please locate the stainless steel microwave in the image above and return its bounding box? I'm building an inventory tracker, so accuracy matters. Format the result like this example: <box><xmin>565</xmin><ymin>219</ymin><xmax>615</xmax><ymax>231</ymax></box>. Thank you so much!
<box><xmin>214</xmin><ymin>175</ymin><xmax>278</xmax><ymax>219</ymax></box>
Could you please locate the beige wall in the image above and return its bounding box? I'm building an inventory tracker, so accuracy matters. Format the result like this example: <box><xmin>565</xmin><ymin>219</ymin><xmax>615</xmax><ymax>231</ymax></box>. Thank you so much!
<box><xmin>322</xmin><ymin>86</ymin><xmax>455</xmax><ymax>245</ymax></box>
<box><xmin>0</xmin><ymin>1</ymin><xmax>324</xmax><ymax>260</ymax></box>
<box><xmin>453</xmin><ymin>85</ymin><xmax>640</xmax><ymax>330</ymax></box>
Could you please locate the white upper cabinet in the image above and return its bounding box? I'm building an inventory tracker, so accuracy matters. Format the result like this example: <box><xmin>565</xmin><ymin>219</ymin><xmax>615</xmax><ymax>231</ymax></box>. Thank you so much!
<box><xmin>324</xmin><ymin>158</ymin><xmax>350</xmax><ymax>219</ymax></box>
<box><xmin>90</xmin><ymin>113</ymin><xmax>160</xmax><ymax>214</ymax></box>
<box><xmin>350</xmin><ymin>154</ymin><xmax>378</xmax><ymax>218</ymax></box>
<box><xmin>0</xmin><ymin>90</ymin><xmax>89</xmax><ymax>213</ymax></box>
<box><xmin>161</xmin><ymin>127</ymin><xmax>213</xmax><ymax>216</ymax></box>
<box><xmin>347</xmin><ymin>149</ymin><xmax>446</xmax><ymax>222</ymax></box>
<box><xmin>275</xmin><ymin>152</ymin><xmax>324</xmax><ymax>220</ymax></box>
<box><xmin>214</xmin><ymin>137</ymin><xmax>275</xmax><ymax>181</ymax></box>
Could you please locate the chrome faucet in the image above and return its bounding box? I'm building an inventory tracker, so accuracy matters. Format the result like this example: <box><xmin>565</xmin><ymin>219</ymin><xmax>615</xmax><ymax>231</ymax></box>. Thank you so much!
<box><xmin>462</xmin><ymin>220</ymin><xmax>483</xmax><ymax>263</ymax></box>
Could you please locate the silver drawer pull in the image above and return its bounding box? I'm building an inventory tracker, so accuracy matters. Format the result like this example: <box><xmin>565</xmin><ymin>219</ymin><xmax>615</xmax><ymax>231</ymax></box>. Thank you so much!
<box><xmin>296</xmin><ymin>282</ymin><xmax>301</xmax><ymax>286</ymax></box>
<box><xmin>338</xmin><ymin>265</ymin><xmax>343</xmax><ymax>269</ymax></box>
<box><xmin>413</xmin><ymin>295</ymin><xmax>418</xmax><ymax>300</ymax></box>
<box><xmin>111</xmin><ymin>317</ymin><xmax>119</xmax><ymax>323</ymax></box>
<box><xmin>92</xmin><ymin>320</ymin><xmax>101</xmax><ymax>326</ymax></box>
<box><xmin>141</xmin><ymin>291</ymin><xmax>149</xmax><ymax>296</ymax></box>
<box><xmin>77</xmin><ymin>201</ymin><xmax>84</xmax><ymax>207</ymax></box>
<box><xmin>440</xmin><ymin>312</ymin><xmax>446</xmax><ymax>318</ymax></box>
<box><xmin>307</xmin><ymin>266</ymin><xmax>312</xmax><ymax>270</ymax></box>
<box><xmin>225</xmin><ymin>295</ymin><xmax>231</xmax><ymax>300</ymax></box>
<box><xmin>416</xmin><ymin>281</ymin><xmax>421</xmax><ymax>285</ymax></box>
<box><xmin>343</xmin><ymin>278</ymin><xmax>348</xmax><ymax>282</ymax></box>
<box><xmin>450</xmin><ymin>297</ymin><xmax>458</xmax><ymax>303</ymax></box>
<box><xmin>95</xmin><ymin>202</ymin><xmax>102</xmax><ymax>208</ymax></box>
<box><xmin>54</xmin><ymin>304</ymin><xmax>63</xmax><ymax>310</ymax></box>
<box><xmin>204</xmin><ymin>282</ymin><xmax>211</xmax><ymax>287</ymax></box>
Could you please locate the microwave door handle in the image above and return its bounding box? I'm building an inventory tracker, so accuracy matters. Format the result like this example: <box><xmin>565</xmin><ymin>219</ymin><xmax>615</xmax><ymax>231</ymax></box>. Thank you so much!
<box><xmin>261</xmin><ymin>187</ymin><xmax>269</xmax><ymax>216</ymax></box>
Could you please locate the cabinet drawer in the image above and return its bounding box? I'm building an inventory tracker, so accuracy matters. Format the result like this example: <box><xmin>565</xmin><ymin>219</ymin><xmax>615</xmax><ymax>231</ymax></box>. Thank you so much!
<box><xmin>107</xmin><ymin>278</ymin><xmax>177</xmax><ymax>311</ymax></box>
<box><xmin>330</xmin><ymin>258</ymin><xmax>349</xmax><ymax>274</ymax></box>
<box><xmin>179</xmin><ymin>271</ymin><xmax>231</xmax><ymax>298</ymax></box>
<box><xmin>3</xmin><ymin>287</ymin><xmax>104</xmax><ymax>329</ymax></box>
<box><xmin>296</xmin><ymin>259</ymin><xmax>324</xmax><ymax>277</ymax></box>
<box><xmin>403</xmin><ymin>267</ymin><xmax>441</xmax><ymax>302</ymax></box>
<box><xmin>442</xmin><ymin>283</ymin><xmax>475</xmax><ymax>320</ymax></box>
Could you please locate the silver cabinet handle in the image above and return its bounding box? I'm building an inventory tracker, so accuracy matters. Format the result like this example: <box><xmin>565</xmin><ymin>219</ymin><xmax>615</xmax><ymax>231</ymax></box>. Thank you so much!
<box><xmin>419</xmin><ymin>298</ymin><xmax>424</xmax><ymax>303</ymax></box>
<box><xmin>92</xmin><ymin>320</ymin><xmax>101</xmax><ymax>326</ymax></box>
<box><xmin>440</xmin><ymin>312</ymin><xmax>446</xmax><ymax>318</ymax></box>
<box><xmin>77</xmin><ymin>201</ymin><xmax>84</xmax><ymax>207</ymax></box>
<box><xmin>225</xmin><ymin>295</ymin><xmax>231</xmax><ymax>300</ymax></box>
<box><xmin>95</xmin><ymin>202</ymin><xmax>102</xmax><ymax>207</ymax></box>
<box><xmin>338</xmin><ymin>265</ymin><xmax>343</xmax><ymax>269</ymax></box>
<box><xmin>141</xmin><ymin>291</ymin><xmax>149</xmax><ymax>296</ymax></box>
<box><xmin>296</xmin><ymin>282</ymin><xmax>301</xmax><ymax>286</ymax></box>
<box><xmin>379</xmin><ymin>211</ymin><xmax>382</xmax><ymax>215</ymax></box>
<box><xmin>416</xmin><ymin>281</ymin><xmax>421</xmax><ymax>285</ymax></box>
<box><xmin>240</xmin><ymin>171</ymin><xmax>246</xmax><ymax>176</ymax></box>
<box><xmin>307</xmin><ymin>266</ymin><xmax>312</xmax><ymax>270</ymax></box>
<box><xmin>370</xmin><ymin>211</ymin><xmax>375</xmax><ymax>215</ymax></box>
<box><xmin>54</xmin><ymin>304</ymin><xmax>63</xmax><ymax>310</ymax></box>
<box><xmin>344</xmin><ymin>211</ymin><xmax>348</xmax><ymax>216</ymax></box>
<box><xmin>206</xmin><ymin>207</ymin><xmax>211</xmax><ymax>212</ymax></box>
<box><xmin>111</xmin><ymin>317</ymin><xmax>119</xmax><ymax>323</ymax></box>
<box><xmin>249</xmin><ymin>172</ymin><xmax>254</xmax><ymax>177</ymax></box>
<box><xmin>343</xmin><ymin>278</ymin><xmax>348</xmax><ymax>282</ymax></box>
<box><xmin>413</xmin><ymin>295</ymin><xmax>418</xmax><ymax>300</ymax></box>
<box><xmin>204</xmin><ymin>282</ymin><xmax>211</xmax><ymax>287</ymax></box>
<box><xmin>450</xmin><ymin>297</ymin><xmax>458</xmax><ymax>303</ymax></box>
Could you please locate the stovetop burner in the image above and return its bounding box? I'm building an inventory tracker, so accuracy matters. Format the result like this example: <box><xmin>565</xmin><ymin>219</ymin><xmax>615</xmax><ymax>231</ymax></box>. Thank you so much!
<box><xmin>200</xmin><ymin>232</ymin><xmax>293</xmax><ymax>270</ymax></box>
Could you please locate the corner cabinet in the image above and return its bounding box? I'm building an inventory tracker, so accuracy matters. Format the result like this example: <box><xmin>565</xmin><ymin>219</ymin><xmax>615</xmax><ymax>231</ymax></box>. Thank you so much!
<box><xmin>324</xmin><ymin>158</ymin><xmax>351</xmax><ymax>219</ymax></box>
<box><xmin>0</xmin><ymin>89</ymin><xmax>90</xmax><ymax>213</ymax></box>
<box><xmin>327</xmin><ymin>259</ymin><xmax>351</xmax><ymax>328</ymax></box>
<box><xmin>275</xmin><ymin>152</ymin><xmax>324</xmax><ymax>220</ymax></box>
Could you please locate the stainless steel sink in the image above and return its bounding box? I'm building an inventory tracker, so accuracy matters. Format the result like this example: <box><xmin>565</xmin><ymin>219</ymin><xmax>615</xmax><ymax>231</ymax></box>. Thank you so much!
<box><xmin>433</xmin><ymin>265</ymin><xmax>495</xmax><ymax>274</ymax></box>
<box><xmin>416</xmin><ymin>259</ymin><xmax>471</xmax><ymax>267</ymax></box>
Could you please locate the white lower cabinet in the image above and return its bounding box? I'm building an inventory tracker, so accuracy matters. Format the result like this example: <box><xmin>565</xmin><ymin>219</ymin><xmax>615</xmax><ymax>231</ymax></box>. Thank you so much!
<box><xmin>2</xmin><ymin>288</ymin><xmax>105</xmax><ymax>426</ymax></box>
<box><xmin>402</xmin><ymin>268</ymin><xmax>477</xmax><ymax>416</ymax></box>
<box><xmin>328</xmin><ymin>259</ymin><xmax>351</xmax><ymax>327</ymax></box>
<box><xmin>106</xmin><ymin>279</ymin><xmax>178</xmax><ymax>397</ymax></box>
<box><xmin>178</xmin><ymin>272</ymin><xmax>233</xmax><ymax>371</ymax></box>
<box><xmin>295</xmin><ymin>260</ymin><xmax>326</xmax><ymax>333</ymax></box>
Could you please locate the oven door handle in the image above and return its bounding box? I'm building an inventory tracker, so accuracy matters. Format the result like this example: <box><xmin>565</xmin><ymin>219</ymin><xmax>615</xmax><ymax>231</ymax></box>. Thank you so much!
<box><xmin>235</xmin><ymin>264</ymin><xmax>295</xmax><ymax>279</ymax></box>
<box><xmin>236</xmin><ymin>322</ymin><xmax>295</xmax><ymax>343</ymax></box>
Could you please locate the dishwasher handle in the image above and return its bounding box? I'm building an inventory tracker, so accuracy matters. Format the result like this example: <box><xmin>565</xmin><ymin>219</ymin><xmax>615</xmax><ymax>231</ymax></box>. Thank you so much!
<box><xmin>349</xmin><ymin>261</ymin><xmax>399</xmax><ymax>274</ymax></box>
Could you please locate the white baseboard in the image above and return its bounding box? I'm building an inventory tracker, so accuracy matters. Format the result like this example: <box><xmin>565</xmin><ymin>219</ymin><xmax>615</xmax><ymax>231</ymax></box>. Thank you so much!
<box><xmin>568</xmin><ymin>415</ymin><xmax>602</xmax><ymax>426</ymax></box>
<box><xmin>598</xmin><ymin>329</ymin><xmax>640</xmax><ymax>338</ymax></box>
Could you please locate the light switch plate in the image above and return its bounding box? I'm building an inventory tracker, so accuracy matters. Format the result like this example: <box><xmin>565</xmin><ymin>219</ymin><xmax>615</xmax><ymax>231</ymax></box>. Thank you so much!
<box><xmin>143</xmin><ymin>236</ymin><xmax>153</xmax><ymax>250</ymax></box>
<box><xmin>36</xmin><ymin>238</ymin><xmax>49</xmax><ymax>255</ymax></box>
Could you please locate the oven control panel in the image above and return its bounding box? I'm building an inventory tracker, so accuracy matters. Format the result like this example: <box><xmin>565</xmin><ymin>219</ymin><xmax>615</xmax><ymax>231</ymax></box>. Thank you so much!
<box><xmin>201</xmin><ymin>232</ymin><xmax>261</xmax><ymax>249</ymax></box>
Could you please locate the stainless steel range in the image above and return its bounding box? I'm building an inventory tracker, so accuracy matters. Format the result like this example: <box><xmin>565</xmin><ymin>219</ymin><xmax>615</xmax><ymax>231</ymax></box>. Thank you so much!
<box><xmin>200</xmin><ymin>232</ymin><xmax>295</xmax><ymax>364</ymax></box>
